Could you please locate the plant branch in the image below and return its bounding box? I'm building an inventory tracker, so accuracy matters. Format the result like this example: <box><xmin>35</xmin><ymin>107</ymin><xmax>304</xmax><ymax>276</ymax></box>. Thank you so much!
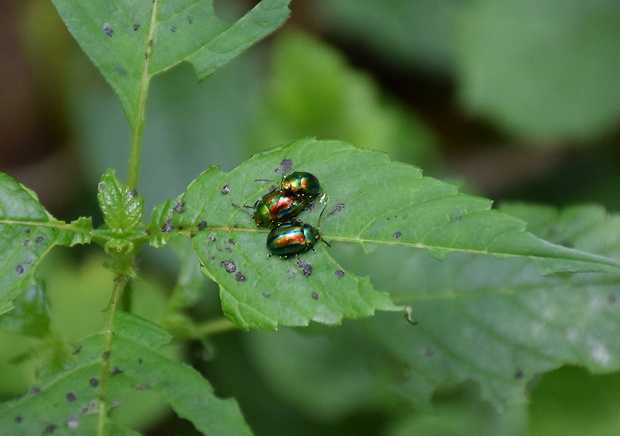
<box><xmin>127</xmin><ymin>0</ymin><xmax>158</xmax><ymax>189</ymax></box>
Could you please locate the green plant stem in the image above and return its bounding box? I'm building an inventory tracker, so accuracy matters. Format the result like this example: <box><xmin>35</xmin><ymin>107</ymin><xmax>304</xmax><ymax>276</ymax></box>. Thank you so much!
<box><xmin>197</xmin><ymin>317</ymin><xmax>239</xmax><ymax>337</ymax></box>
<box><xmin>98</xmin><ymin>272</ymin><xmax>129</xmax><ymax>436</ymax></box>
<box><xmin>127</xmin><ymin>0</ymin><xmax>158</xmax><ymax>188</ymax></box>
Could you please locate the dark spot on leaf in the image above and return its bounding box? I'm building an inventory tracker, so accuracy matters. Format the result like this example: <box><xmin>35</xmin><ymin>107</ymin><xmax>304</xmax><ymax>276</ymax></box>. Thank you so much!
<box><xmin>129</xmin><ymin>189</ymin><xmax>138</xmax><ymax>197</ymax></box>
<box><xmin>102</xmin><ymin>23</ymin><xmax>113</xmax><ymax>37</ymax></box>
<box><xmin>66</xmin><ymin>393</ymin><xmax>76</xmax><ymax>402</ymax></box>
<box><xmin>173</xmin><ymin>201</ymin><xmax>185</xmax><ymax>213</ymax></box>
<box><xmin>162</xmin><ymin>220</ymin><xmax>173</xmax><ymax>233</ymax></box>
<box><xmin>89</xmin><ymin>378</ymin><xmax>99</xmax><ymax>388</ymax></box>
<box><xmin>35</xmin><ymin>236</ymin><xmax>44</xmax><ymax>243</ymax></box>
<box><xmin>187</xmin><ymin>15</ymin><xmax>193</xmax><ymax>24</ymax></box>
<box><xmin>15</xmin><ymin>265</ymin><xmax>24</xmax><ymax>275</ymax></box>
<box><xmin>43</xmin><ymin>424</ymin><xmax>57</xmax><ymax>434</ymax></box>
<box><xmin>289</xmin><ymin>269</ymin><xmax>297</xmax><ymax>277</ymax></box>
<box><xmin>221</xmin><ymin>184</ymin><xmax>230</xmax><ymax>194</ymax></box>
<box><xmin>227</xmin><ymin>238</ymin><xmax>235</xmax><ymax>245</ymax></box>
<box><xmin>15</xmin><ymin>416</ymin><xmax>22</xmax><ymax>423</ymax></box>
<box><xmin>609</xmin><ymin>294</ymin><xmax>617</xmax><ymax>304</ymax></box>
<box><xmin>23</xmin><ymin>239</ymin><xmax>30</xmax><ymax>246</ymax></box>
<box><xmin>136</xmin><ymin>382</ymin><xmax>150</xmax><ymax>390</ymax></box>
<box><xmin>329</xmin><ymin>203</ymin><xmax>346</xmax><ymax>215</ymax></box>
<box><xmin>221</xmin><ymin>260</ymin><xmax>237</xmax><ymax>273</ymax></box>
<box><xmin>132</xmin><ymin>23</ymin><xmax>141</xmax><ymax>31</ymax></box>
<box><xmin>98</xmin><ymin>182</ymin><xmax>105</xmax><ymax>191</ymax></box>
<box><xmin>72</xmin><ymin>346</ymin><xmax>81</xmax><ymax>355</ymax></box>
<box><xmin>423</xmin><ymin>347</ymin><xmax>435</xmax><ymax>358</ymax></box>
<box><xmin>311</xmin><ymin>291</ymin><xmax>319</xmax><ymax>300</ymax></box>
<box><xmin>190</xmin><ymin>232</ymin><xmax>195</xmax><ymax>238</ymax></box>
<box><xmin>279</xmin><ymin>158</ymin><xmax>293</xmax><ymax>174</ymax></box>
<box><xmin>138</xmin><ymin>358</ymin><xmax>143</xmax><ymax>364</ymax></box>
<box><xmin>111</xmin><ymin>367</ymin><xmax>123</xmax><ymax>376</ymax></box>
<box><xmin>148</xmin><ymin>38</ymin><xmax>153</xmax><ymax>46</ymax></box>
<box><xmin>334</xmin><ymin>269</ymin><xmax>344</xmax><ymax>278</ymax></box>
<box><xmin>297</xmin><ymin>260</ymin><xmax>312</xmax><ymax>277</ymax></box>
<box><xmin>515</xmin><ymin>369</ymin><xmax>524</xmax><ymax>380</ymax></box>
<box><xmin>102</xmin><ymin>351</ymin><xmax>110</xmax><ymax>361</ymax></box>
<box><xmin>198</xmin><ymin>220</ymin><xmax>207</xmax><ymax>231</ymax></box>
<box><xmin>393</xmin><ymin>231</ymin><xmax>402</xmax><ymax>239</ymax></box>
<box><xmin>170</xmin><ymin>26</ymin><xmax>177</xmax><ymax>32</ymax></box>
<box><xmin>30</xmin><ymin>386</ymin><xmax>41</xmax><ymax>394</ymax></box>
<box><xmin>235</xmin><ymin>272</ymin><xmax>246</xmax><ymax>282</ymax></box>
<box><xmin>263</xmin><ymin>292</ymin><xmax>271</xmax><ymax>298</ymax></box>
<box><xmin>451</xmin><ymin>214</ymin><xmax>462</xmax><ymax>221</ymax></box>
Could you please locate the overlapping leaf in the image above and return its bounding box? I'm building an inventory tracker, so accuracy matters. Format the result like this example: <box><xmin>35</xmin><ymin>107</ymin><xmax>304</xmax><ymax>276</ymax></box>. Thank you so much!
<box><xmin>0</xmin><ymin>310</ymin><xmax>251</xmax><ymax>435</ymax></box>
<box><xmin>150</xmin><ymin>138</ymin><xmax>620</xmax><ymax>330</ymax></box>
<box><xmin>0</xmin><ymin>173</ymin><xmax>92</xmax><ymax>316</ymax></box>
<box><xmin>244</xmin><ymin>204</ymin><xmax>620</xmax><ymax>415</ymax></box>
<box><xmin>51</xmin><ymin>0</ymin><xmax>291</xmax><ymax>128</ymax></box>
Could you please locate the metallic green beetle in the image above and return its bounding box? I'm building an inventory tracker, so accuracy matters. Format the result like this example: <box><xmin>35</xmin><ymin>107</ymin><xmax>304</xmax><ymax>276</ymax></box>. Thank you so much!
<box><xmin>266</xmin><ymin>204</ymin><xmax>330</xmax><ymax>256</ymax></box>
<box><xmin>266</xmin><ymin>222</ymin><xmax>320</xmax><ymax>256</ymax></box>
<box><xmin>281</xmin><ymin>172</ymin><xmax>321</xmax><ymax>198</ymax></box>
<box><xmin>251</xmin><ymin>190</ymin><xmax>308</xmax><ymax>227</ymax></box>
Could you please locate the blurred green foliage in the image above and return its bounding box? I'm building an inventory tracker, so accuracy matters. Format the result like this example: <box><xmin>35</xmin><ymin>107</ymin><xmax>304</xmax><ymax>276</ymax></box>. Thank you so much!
<box><xmin>4</xmin><ymin>0</ymin><xmax>620</xmax><ymax>434</ymax></box>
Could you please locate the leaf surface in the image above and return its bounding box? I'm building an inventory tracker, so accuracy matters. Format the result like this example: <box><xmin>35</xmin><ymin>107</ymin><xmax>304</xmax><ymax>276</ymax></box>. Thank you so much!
<box><xmin>51</xmin><ymin>0</ymin><xmax>291</xmax><ymax>128</ymax></box>
<box><xmin>0</xmin><ymin>173</ymin><xmax>92</xmax><ymax>315</ymax></box>
<box><xmin>246</xmin><ymin>204</ymin><xmax>620</xmax><ymax>414</ymax></box>
<box><xmin>0</xmin><ymin>311</ymin><xmax>251</xmax><ymax>435</ymax></box>
<box><xmin>150</xmin><ymin>139</ymin><xmax>620</xmax><ymax>330</ymax></box>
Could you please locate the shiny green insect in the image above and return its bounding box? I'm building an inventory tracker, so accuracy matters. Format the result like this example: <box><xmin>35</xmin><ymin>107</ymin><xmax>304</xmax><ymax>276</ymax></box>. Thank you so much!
<box><xmin>234</xmin><ymin>190</ymin><xmax>308</xmax><ymax>228</ymax></box>
<box><xmin>280</xmin><ymin>172</ymin><xmax>321</xmax><ymax>198</ymax></box>
<box><xmin>266</xmin><ymin>205</ymin><xmax>330</xmax><ymax>257</ymax></box>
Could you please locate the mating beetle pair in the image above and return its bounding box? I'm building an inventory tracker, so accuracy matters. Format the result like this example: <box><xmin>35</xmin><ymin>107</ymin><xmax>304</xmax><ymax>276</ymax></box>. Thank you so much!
<box><xmin>250</xmin><ymin>171</ymin><xmax>321</xmax><ymax>227</ymax></box>
<box><xmin>235</xmin><ymin>171</ymin><xmax>329</xmax><ymax>256</ymax></box>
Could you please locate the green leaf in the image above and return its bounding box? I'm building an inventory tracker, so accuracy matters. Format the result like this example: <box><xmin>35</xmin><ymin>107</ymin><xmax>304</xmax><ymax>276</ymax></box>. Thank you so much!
<box><xmin>150</xmin><ymin>138</ymin><xmax>620</xmax><ymax>330</ymax></box>
<box><xmin>317</xmin><ymin>0</ymin><xmax>460</xmax><ymax>72</ymax></box>
<box><xmin>97</xmin><ymin>169</ymin><xmax>144</xmax><ymax>232</ymax></box>
<box><xmin>245</xmin><ymin>204</ymin><xmax>620</xmax><ymax>412</ymax></box>
<box><xmin>0</xmin><ymin>278</ymin><xmax>50</xmax><ymax>338</ymax></box>
<box><xmin>458</xmin><ymin>0</ymin><xmax>620</xmax><ymax>140</ymax></box>
<box><xmin>0</xmin><ymin>172</ymin><xmax>93</xmax><ymax>316</ymax></box>
<box><xmin>51</xmin><ymin>0</ymin><xmax>291</xmax><ymax>129</ymax></box>
<box><xmin>248</xmin><ymin>30</ymin><xmax>439</xmax><ymax>166</ymax></box>
<box><xmin>0</xmin><ymin>310</ymin><xmax>251</xmax><ymax>435</ymax></box>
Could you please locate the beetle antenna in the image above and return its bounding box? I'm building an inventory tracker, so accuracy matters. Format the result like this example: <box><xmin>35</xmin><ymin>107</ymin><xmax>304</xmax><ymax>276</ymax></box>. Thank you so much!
<box><xmin>316</xmin><ymin>203</ymin><xmax>331</xmax><ymax>248</ymax></box>
<box><xmin>232</xmin><ymin>203</ymin><xmax>253</xmax><ymax>217</ymax></box>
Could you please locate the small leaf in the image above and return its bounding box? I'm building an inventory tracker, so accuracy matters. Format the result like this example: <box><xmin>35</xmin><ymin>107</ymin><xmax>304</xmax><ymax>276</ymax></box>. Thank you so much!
<box><xmin>0</xmin><ymin>311</ymin><xmax>251</xmax><ymax>435</ymax></box>
<box><xmin>51</xmin><ymin>0</ymin><xmax>292</xmax><ymax>129</ymax></box>
<box><xmin>97</xmin><ymin>169</ymin><xmax>144</xmax><ymax>232</ymax></box>
<box><xmin>0</xmin><ymin>172</ymin><xmax>92</xmax><ymax>315</ymax></box>
<box><xmin>150</xmin><ymin>138</ymin><xmax>620</xmax><ymax>330</ymax></box>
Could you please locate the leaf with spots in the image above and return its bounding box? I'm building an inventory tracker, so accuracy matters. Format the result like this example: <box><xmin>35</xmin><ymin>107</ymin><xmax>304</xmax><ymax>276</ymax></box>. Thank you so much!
<box><xmin>0</xmin><ymin>173</ymin><xmax>93</xmax><ymax>316</ymax></box>
<box><xmin>244</xmin><ymin>204</ymin><xmax>620</xmax><ymax>414</ymax></box>
<box><xmin>50</xmin><ymin>0</ymin><xmax>291</xmax><ymax>130</ymax></box>
<box><xmin>0</xmin><ymin>310</ymin><xmax>251</xmax><ymax>435</ymax></box>
<box><xmin>148</xmin><ymin>138</ymin><xmax>620</xmax><ymax>330</ymax></box>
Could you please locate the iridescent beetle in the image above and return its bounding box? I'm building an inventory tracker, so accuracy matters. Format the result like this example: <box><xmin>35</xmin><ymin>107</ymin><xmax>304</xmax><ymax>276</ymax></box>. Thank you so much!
<box><xmin>251</xmin><ymin>190</ymin><xmax>308</xmax><ymax>227</ymax></box>
<box><xmin>266</xmin><ymin>205</ymin><xmax>330</xmax><ymax>257</ymax></box>
<box><xmin>233</xmin><ymin>190</ymin><xmax>308</xmax><ymax>228</ymax></box>
<box><xmin>280</xmin><ymin>172</ymin><xmax>321</xmax><ymax>199</ymax></box>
